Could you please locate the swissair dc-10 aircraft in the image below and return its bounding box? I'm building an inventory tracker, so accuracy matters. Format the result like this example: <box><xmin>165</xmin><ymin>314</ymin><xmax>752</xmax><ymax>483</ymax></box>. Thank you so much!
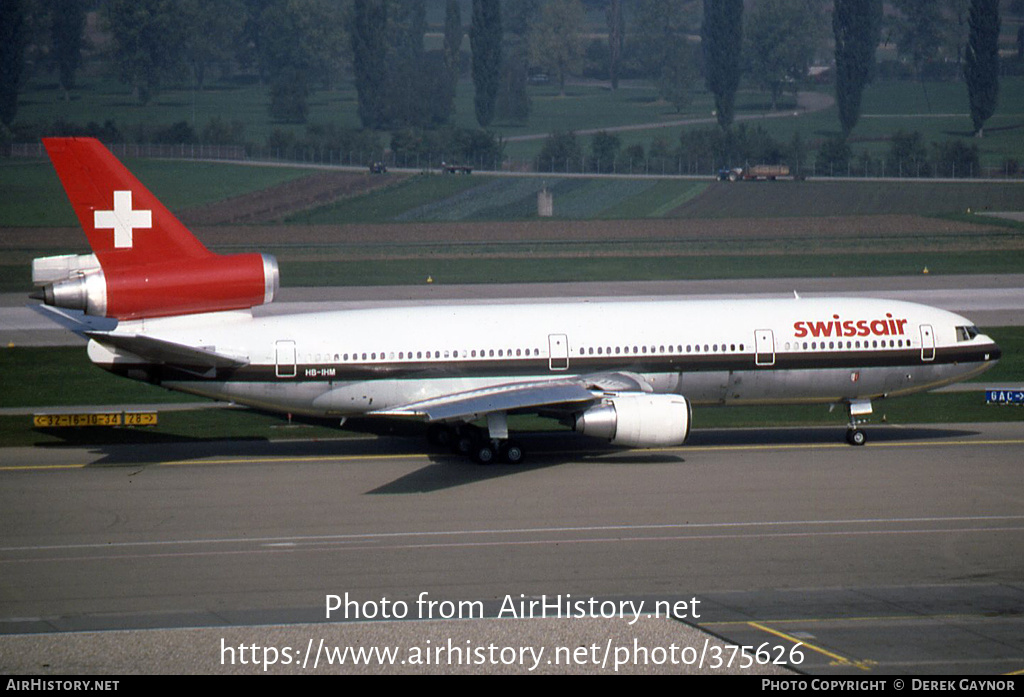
<box><xmin>32</xmin><ymin>138</ymin><xmax>1001</xmax><ymax>463</ymax></box>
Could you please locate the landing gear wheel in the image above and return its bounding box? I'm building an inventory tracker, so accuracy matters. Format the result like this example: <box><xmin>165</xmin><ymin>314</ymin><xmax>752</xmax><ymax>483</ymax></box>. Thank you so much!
<box><xmin>846</xmin><ymin>429</ymin><xmax>866</xmax><ymax>446</ymax></box>
<box><xmin>501</xmin><ymin>442</ymin><xmax>525</xmax><ymax>465</ymax></box>
<box><xmin>473</xmin><ymin>442</ymin><xmax>497</xmax><ymax>465</ymax></box>
<box><xmin>427</xmin><ymin>424</ymin><xmax>454</xmax><ymax>447</ymax></box>
<box><xmin>452</xmin><ymin>425</ymin><xmax>483</xmax><ymax>455</ymax></box>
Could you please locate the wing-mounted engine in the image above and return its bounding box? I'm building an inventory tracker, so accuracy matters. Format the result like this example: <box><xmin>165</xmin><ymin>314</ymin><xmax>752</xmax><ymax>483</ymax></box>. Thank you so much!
<box><xmin>574</xmin><ymin>393</ymin><xmax>691</xmax><ymax>447</ymax></box>
<box><xmin>32</xmin><ymin>252</ymin><xmax>279</xmax><ymax>320</ymax></box>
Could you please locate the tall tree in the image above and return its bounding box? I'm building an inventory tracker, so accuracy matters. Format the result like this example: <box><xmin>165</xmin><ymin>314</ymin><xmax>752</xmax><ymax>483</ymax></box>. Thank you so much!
<box><xmin>607</xmin><ymin>0</ymin><xmax>623</xmax><ymax>90</ymax></box>
<box><xmin>633</xmin><ymin>0</ymin><xmax>698</xmax><ymax>112</ymax></box>
<box><xmin>833</xmin><ymin>0</ymin><xmax>883</xmax><ymax>137</ymax></box>
<box><xmin>702</xmin><ymin>0</ymin><xmax>743</xmax><ymax>129</ymax></box>
<box><xmin>178</xmin><ymin>0</ymin><xmax>246</xmax><ymax>90</ymax></box>
<box><xmin>891</xmin><ymin>0</ymin><xmax>951</xmax><ymax>111</ymax></box>
<box><xmin>529</xmin><ymin>0</ymin><xmax>585</xmax><ymax>97</ymax></box>
<box><xmin>964</xmin><ymin>0</ymin><xmax>1000</xmax><ymax>137</ymax></box>
<box><xmin>51</xmin><ymin>0</ymin><xmax>86</xmax><ymax>100</ymax></box>
<box><xmin>1</xmin><ymin>0</ymin><xmax>27</xmax><ymax>125</ymax></box>
<box><xmin>497</xmin><ymin>0</ymin><xmax>537</xmax><ymax>121</ymax></box>
<box><xmin>470</xmin><ymin>0</ymin><xmax>501</xmax><ymax>127</ymax></box>
<box><xmin>745</xmin><ymin>0</ymin><xmax>825</xmax><ymax>111</ymax></box>
<box><xmin>384</xmin><ymin>0</ymin><xmax>427</xmax><ymax>127</ymax></box>
<box><xmin>104</xmin><ymin>0</ymin><xmax>186</xmax><ymax>105</ymax></box>
<box><xmin>443</xmin><ymin>0</ymin><xmax>462</xmax><ymax>95</ymax></box>
<box><xmin>351</xmin><ymin>0</ymin><xmax>388</xmax><ymax>128</ymax></box>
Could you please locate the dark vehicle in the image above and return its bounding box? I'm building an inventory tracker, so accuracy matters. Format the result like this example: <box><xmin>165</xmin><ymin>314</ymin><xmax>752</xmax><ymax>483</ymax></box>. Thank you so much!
<box><xmin>369</xmin><ymin>161</ymin><xmax>387</xmax><ymax>174</ymax></box>
<box><xmin>441</xmin><ymin>161</ymin><xmax>473</xmax><ymax>174</ymax></box>
<box><xmin>718</xmin><ymin>165</ymin><xmax>794</xmax><ymax>182</ymax></box>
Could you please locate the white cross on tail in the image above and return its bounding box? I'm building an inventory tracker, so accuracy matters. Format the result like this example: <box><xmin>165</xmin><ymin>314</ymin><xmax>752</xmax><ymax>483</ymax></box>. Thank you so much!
<box><xmin>94</xmin><ymin>190</ymin><xmax>152</xmax><ymax>248</ymax></box>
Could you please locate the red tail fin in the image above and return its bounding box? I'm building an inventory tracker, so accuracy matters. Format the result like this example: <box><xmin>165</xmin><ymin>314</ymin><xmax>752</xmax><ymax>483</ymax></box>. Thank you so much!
<box><xmin>37</xmin><ymin>138</ymin><xmax>278</xmax><ymax>320</ymax></box>
<box><xmin>44</xmin><ymin>138</ymin><xmax>210</xmax><ymax>265</ymax></box>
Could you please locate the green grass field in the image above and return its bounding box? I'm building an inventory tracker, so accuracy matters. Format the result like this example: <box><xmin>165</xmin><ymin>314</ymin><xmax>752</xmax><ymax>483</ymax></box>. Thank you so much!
<box><xmin>14</xmin><ymin>69</ymin><xmax>1024</xmax><ymax>170</ymax></box>
<box><xmin>286</xmin><ymin>174</ymin><xmax>710</xmax><ymax>224</ymax></box>
<box><xmin>270</xmin><ymin>251</ymin><xmax>1024</xmax><ymax>288</ymax></box>
<box><xmin>0</xmin><ymin>158</ymin><xmax>314</xmax><ymax>227</ymax></box>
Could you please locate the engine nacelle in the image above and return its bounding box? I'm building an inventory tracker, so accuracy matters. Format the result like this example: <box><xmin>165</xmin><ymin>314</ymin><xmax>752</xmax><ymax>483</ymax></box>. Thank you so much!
<box><xmin>574</xmin><ymin>393</ymin><xmax>692</xmax><ymax>447</ymax></box>
<box><xmin>34</xmin><ymin>253</ymin><xmax>279</xmax><ymax>320</ymax></box>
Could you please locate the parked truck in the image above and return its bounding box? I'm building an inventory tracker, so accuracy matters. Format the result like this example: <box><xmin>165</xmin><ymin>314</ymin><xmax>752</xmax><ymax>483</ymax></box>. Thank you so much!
<box><xmin>441</xmin><ymin>161</ymin><xmax>473</xmax><ymax>174</ymax></box>
<box><xmin>718</xmin><ymin>164</ymin><xmax>793</xmax><ymax>181</ymax></box>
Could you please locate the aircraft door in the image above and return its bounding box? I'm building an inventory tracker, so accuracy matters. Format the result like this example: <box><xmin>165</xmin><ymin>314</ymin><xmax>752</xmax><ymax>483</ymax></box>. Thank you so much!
<box><xmin>276</xmin><ymin>340</ymin><xmax>297</xmax><ymax>378</ymax></box>
<box><xmin>754</xmin><ymin>329</ymin><xmax>775</xmax><ymax>366</ymax></box>
<box><xmin>920</xmin><ymin>324</ymin><xmax>935</xmax><ymax>362</ymax></box>
<box><xmin>548</xmin><ymin>334</ymin><xmax>569</xmax><ymax>371</ymax></box>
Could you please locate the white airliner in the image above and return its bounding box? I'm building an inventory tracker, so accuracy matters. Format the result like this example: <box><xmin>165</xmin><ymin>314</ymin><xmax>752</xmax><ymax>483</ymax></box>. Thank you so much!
<box><xmin>32</xmin><ymin>138</ymin><xmax>1001</xmax><ymax>463</ymax></box>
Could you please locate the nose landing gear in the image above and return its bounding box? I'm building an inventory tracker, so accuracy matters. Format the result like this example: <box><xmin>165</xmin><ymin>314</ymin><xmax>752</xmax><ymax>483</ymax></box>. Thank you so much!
<box><xmin>845</xmin><ymin>399</ymin><xmax>872</xmax><ymax>446</ymax></box>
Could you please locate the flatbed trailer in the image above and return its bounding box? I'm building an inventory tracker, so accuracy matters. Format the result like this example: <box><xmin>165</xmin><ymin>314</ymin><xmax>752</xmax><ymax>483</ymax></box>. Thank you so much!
<box><xmin>718</xmin><ymin>164</ymin><xmax>794</xmax><ymax>181</ymax></box>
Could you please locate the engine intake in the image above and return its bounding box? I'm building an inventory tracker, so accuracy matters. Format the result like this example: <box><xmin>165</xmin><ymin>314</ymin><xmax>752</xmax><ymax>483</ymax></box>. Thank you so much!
<box><xmin>575</xmin><ymin>393</ymin><xmax>692</xmax><ymax>447</ymax></box>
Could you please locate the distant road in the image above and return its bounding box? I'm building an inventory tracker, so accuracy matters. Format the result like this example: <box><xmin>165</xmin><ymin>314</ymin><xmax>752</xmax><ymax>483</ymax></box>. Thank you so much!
<box><xmin>504</xmin><ymin>91</ymin><xmax>835</xmax><ymax>142</ymax></box>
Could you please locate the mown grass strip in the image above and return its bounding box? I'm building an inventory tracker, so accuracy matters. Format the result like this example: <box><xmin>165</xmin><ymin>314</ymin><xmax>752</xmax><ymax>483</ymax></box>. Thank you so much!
<box><xmin>273</xmin><ymin>250</ymin><xmax>1024</xmax><ymax>287</ymax></box>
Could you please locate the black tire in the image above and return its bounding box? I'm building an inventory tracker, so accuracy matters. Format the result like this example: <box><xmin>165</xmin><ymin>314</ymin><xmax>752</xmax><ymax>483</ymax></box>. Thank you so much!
<box><xmin>501</xmin><ymin>442</ymin><xmax>525</xmax><ymax>465</ymax></box>
<box><xmin>847</xmin><ymin>429</ymin><xmax>866</xmax><ymax>446</ymax></box>
<box><xmin>452</xmin><ymin>425</ymin><xmax>483</xmax><ymax>455</ymax></box>
<box><xmin>427</xmin><ymin>424</ymin><xmax>453</xmax><ymax>447</ymax></box>
<box><xmin>473</xmin><ymin>443</ymin><xmax>497</xmax><ymax>465</ymax></box>
<box><xmin>454</xmin><ymin>435</ymin><xmax>475</xmax><ymax>455</ymax></box>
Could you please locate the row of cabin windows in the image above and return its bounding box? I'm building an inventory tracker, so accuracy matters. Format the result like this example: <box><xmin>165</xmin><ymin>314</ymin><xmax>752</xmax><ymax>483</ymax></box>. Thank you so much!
<box><xmin>311</xmin><ymin>348</ymin><xmax>543</xmax><ymax>363</ymax></box>
<box><xmin>578</xmin><ymin>343</ymin><xmax>744</xmax><ymax>356</ymax></box>
<box><xmin>784</xmin><ymin>339</ymin><xmax>910</xmax><ymax>351</ymax></box>
<box><xmin>305</xmin><ymin>337</ymin><xmax>912</xmax><ymax>364</ymax></box>
<box><xmin>306</xmin><ymin>343</ymin><xmax>745</xmax><ymax>364</ymax></box>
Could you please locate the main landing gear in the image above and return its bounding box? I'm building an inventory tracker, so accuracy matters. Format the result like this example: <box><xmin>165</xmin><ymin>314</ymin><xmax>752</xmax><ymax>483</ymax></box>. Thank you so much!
<box><xmin>427</xmin><ymin>419</ymin><xmax>526</xmax><ymax>465</ymax></box>
<box><xmin>845</xmin><ymin>399</ymin><xmax>872</xmax><ymax>446</ymax></box>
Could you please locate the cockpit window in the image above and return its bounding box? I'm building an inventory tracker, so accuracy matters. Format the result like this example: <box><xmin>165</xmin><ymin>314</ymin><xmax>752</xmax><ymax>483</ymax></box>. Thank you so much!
<box><xmin>956</xmin><ymin>326</ymin><xmax>979</xmax><ymax>342</ymax></box>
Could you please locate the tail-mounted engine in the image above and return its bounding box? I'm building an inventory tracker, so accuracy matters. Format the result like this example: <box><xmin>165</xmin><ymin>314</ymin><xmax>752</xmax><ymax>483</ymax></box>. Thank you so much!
<box><xmin>32</xmin><ymin>252</ymin><xmax>279</xmax><ymax>320</ymax></box>
<box><xmin>574</xmin><ymin>393</ymin><xmax>692</xmax><ymax>447</ymax></box>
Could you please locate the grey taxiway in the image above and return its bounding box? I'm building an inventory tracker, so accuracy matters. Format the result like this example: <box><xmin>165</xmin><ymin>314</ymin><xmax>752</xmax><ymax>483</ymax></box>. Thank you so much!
<box><xmin>1</xmin><ymin>277</ymin><xmax>1022</xmax><ymax>674</ymax></box>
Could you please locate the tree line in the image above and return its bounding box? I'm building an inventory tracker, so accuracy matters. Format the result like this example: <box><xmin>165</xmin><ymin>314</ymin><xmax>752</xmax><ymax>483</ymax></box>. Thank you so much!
<box><xmin>0</xmin><ymin>0</ymin><xmax>1005</xmax><ymax>157</ymax></box>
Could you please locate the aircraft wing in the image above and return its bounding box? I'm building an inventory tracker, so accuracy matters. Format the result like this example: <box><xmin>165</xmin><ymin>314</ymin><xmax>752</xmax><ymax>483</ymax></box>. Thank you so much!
<box><xmin>373</xmin><ymin>371</ymin><xmax>653</xmax><ymax>422</ymax></box>
<box><xmin>374</xmin><ymin>381</ymin><xmax>596</xmax><ymax>422</ymax></box>
<box><xmin>85</xmin><ymin>332</ymin><xmax>249</xmax><ymax>370</ymax></box>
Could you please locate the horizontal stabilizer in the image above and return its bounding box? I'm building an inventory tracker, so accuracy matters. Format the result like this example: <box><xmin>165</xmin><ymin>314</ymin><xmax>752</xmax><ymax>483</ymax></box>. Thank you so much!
<box><xmin>30</xmin><ymin>304</ymin><xmax>117</xmax><ymax>337</ymax></box>
<box><xmin>85</xmin><ymin>332</ymin><xmax>248</xmax><ymax>369</ymax></box>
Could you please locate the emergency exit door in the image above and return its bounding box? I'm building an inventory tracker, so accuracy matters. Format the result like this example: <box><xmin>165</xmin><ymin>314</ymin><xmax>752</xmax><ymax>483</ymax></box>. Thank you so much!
<box><xmin>548</xmin><ymin>334</ymin><xmax>569</xmax><ymax>371</ymax></box>
<box><xmin>754</xmin><ymin>329</ymin><xmax>775</xmax><ymax>366</ymax></box>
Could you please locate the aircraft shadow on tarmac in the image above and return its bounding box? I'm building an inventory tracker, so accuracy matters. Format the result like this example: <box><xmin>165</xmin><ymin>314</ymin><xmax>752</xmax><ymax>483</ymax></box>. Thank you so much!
<box><xmin>368</xmin><ymin>424</ymin><xmax>984</xmax><ymax>494</ymax></box>
<box><xmin>688</xmin><ymin>424</ymin><xmax>981</xmax><ymax>446</ymax></box>
<box><xmin>52</xmin><ymin>421</ymin><xmax>981</xmax><ymax>479</ymax></box>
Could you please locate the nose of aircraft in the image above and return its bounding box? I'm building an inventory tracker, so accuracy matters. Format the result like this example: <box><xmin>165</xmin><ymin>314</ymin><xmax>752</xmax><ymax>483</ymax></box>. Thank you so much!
<box><xmin>989</xmin><ymin>340</ymin><xmax>1002</xmax><ymax>362</ymax></box>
